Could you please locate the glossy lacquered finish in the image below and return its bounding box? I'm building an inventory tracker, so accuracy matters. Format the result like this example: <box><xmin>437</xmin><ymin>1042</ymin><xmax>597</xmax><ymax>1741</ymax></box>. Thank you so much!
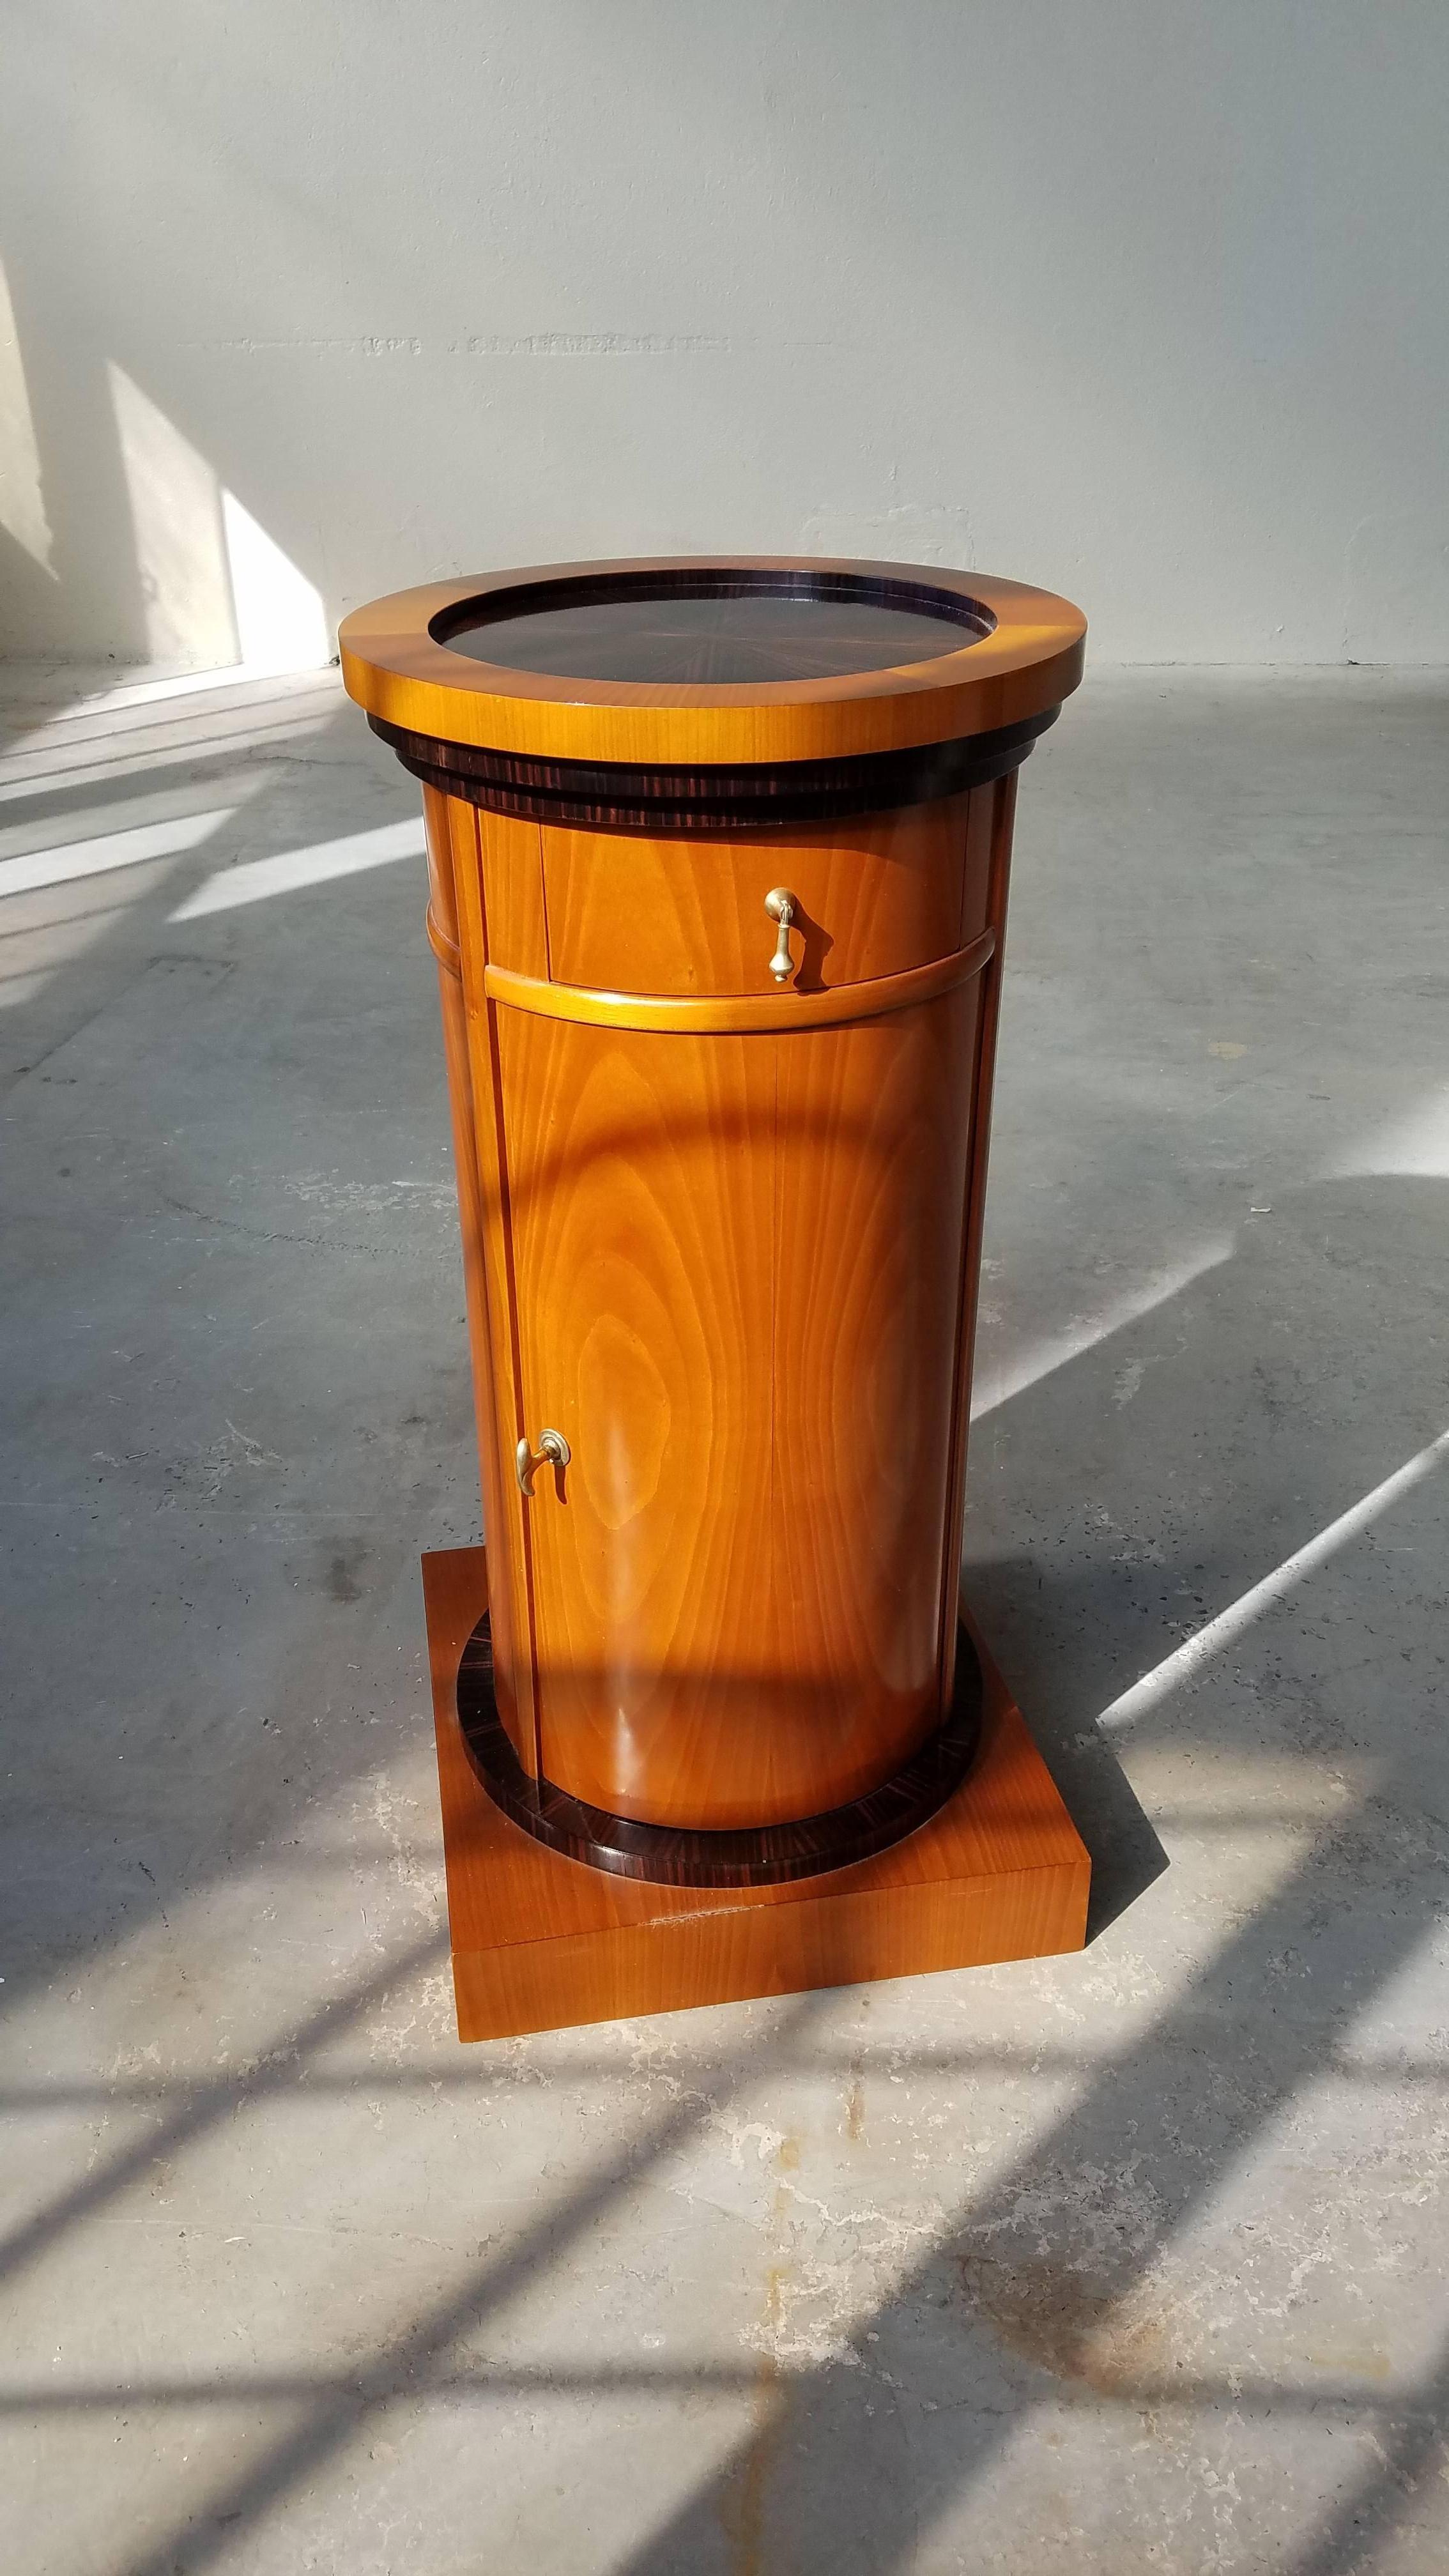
<box><xmin>374</xmin><ymin>703</ymin><xmax>1053</xmax><ymax>831</ymax></box>
<box><xmin>347</xmin><ymin>555</ymin><xmax>1086</xmax><ymax>1884</ymax></box>
<box><xmin>456</xmin><ymin>1609</ymin><xmax>984</xmax><ymax>1887</ymax></box>
<box><xmin>431</xmin><ymin>783</ymin><xmax>1000</xmax><ymax>1834</ymax></box>
<box><xmin>438</xmin><ymin>573</ymin><xmax>993</xmax><ymax>683</ymax></box>
<box><xmin>532</xmin><ymin>788</ymin><xmax>995</xmax><ymax>993</ymax></box>
<box><xmin>424</xmin><ymin>1546</ymin><xmax>1090</xmax><ymax>2041</ymax></box>
<box><xmin>340</xmin><ymin>557</ymin><xmax>1085</xmax><ymax>768</ymax></box>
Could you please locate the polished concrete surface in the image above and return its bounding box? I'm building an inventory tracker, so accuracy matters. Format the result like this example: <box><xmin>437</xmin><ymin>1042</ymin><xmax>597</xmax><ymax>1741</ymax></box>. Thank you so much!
<box><xmin>3</xmin><ymin>664</ymin><xmax>1448</xmax><ymax>2575</ymax></box>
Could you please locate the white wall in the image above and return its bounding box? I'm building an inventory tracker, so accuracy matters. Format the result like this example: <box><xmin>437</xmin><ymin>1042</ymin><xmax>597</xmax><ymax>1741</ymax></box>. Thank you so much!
<box><xmin>3</xmin><ymin>1</ymin><xmax>1448</xmax><ymax>668</ymax></box>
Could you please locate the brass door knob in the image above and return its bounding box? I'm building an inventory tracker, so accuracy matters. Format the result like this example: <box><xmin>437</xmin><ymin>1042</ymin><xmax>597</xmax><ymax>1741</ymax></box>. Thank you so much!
<box><xmin>516</xmin><ymin>1428</ymin><xmax>571</xmax><ymax>1497</ymax></box>
<box><xmin>763</xmin><ymin>887</ymin><xmax>797</xmax><ymax>985</ymax></box>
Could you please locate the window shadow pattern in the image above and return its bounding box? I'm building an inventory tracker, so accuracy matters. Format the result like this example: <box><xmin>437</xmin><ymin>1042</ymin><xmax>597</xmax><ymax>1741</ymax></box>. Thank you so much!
<box><xmin>3</xmin><ymin>673</ymin><xmax>1449</xmax><ymax>2572</ymax></box>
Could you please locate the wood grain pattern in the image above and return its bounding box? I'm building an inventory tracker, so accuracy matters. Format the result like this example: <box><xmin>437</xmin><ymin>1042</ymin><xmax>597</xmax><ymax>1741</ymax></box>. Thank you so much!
<box><xmin>939</xmin><ymin>769</ymin><xmax>1018</xmax><ymax>1710</ymax></box>
<box><xmin>958</xmin><ymin>771</ymin><xmax>998</xmax><ymax>946</ymax></box>
<box><xmin>770</xmin><ymin>978</ymin><xmax>983</xmax><ymax>1791</ymax></box>
<box><xmin>339</xmin><ymin>557</ymin><xmax>1086</xmax><ymax>769</ymax></box>
<box><xmin>420</xmin><ymin>790</ymin><xmax>519</xmax><ymax>1744</ymax></box>
<box><xmin>483</xmin><ymin>931</ymin><xmax>993</xmax><ymax>1035</ymax></box>
<box><xmin>424</xmin><ymin>1545</ymin><xmax>1089</xmax><ymax>2041</ymax></box>
<box><xmin>434</xmin><ymin>565</ymin><xmax>997</xmax><ymax>684</ymax></box>
<box><xmin>433</xmin><ymin>755</ymin><xmax>997</xmax><ymax>1833</ymax></box>
<box><xmin>495</xmin><ymin>1004</ymin><xmax>779</xmax><ymax>1826</ymax></box>
<box><xmin>456</xmin><ymin>1608</ymin><xmax>982</xmax><ymax>1886</ymax></box>
<box><xmin>487</xmin><ymin>965</ymin><xmax>985</xmax><ymax>1830</ymax></box>
<box><xmin>474</xmin><ymin>807</ymin><xmax>548</xmax><ymax>976</ymax></box>
<box><xmin>351</xmin><ymin>555</ymin><xmax>1087</xmax><ymax>1952</ymax></box>
<box><xmin>540</xmin><ymin>795</ymin><xmax>974</xmax><ymax>995</ymax></box>
<box><xmin>448</xmin><ymin>795</ymin><xmax>542</xmax><ymax>1774</ymax></box>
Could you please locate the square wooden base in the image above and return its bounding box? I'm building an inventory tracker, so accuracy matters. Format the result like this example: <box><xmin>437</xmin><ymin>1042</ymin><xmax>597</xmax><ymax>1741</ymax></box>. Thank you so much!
<box><xmin>422</xmin><ymin>1546</ymin><xmax>1089</xmax><ymax>2041</ymax></box>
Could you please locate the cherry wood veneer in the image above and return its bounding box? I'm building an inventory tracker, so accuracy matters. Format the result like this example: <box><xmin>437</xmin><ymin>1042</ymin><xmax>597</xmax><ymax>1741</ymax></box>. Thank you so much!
<box><xmin>345</xmin><ymin>556</ymin><xmax>1088</xmax><ymax>2014</ymax></box>
<box><xmin>342</xmin><ymin>559</ymin><xmax>1084</xmax><ymax>769</ymax></box>
<box><xmin>434</xmin><ymin>779</ymin><xmax>1006</xmax><ymax>1835</ymax></box>
<box><xmin>424</xmin><ymin>1546</ymin><xmax>1089</xmax><ymax>2041</ymax></box>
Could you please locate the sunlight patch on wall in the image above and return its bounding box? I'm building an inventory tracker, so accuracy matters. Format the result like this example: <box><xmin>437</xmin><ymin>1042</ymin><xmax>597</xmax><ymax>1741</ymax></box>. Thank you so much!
<box><xmin>222</xmin><ymin>490</ymin><xmax>330</xmax><ymax>672</ymax></box>
<box><xmin>0</xmin><ymin>258</ymin><xmax>54</xmax><ymax>574</ymax></box>
<box><xmin>109</xmin><ymin>364</ymin><xmax>238</xmax><ymax>668</ymax></box>
<box><xmin>109</xmin><ymin>364</ymin><xmax>329</xmax><ymax>675</ymax></box>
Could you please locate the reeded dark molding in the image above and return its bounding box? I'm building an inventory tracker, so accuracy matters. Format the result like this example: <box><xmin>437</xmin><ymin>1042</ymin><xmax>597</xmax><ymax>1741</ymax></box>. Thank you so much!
<box><xmin>456</xmin><ymin>1614</ymin><xmax>983</xmax><ymax>1889</ymax></box>
<box><xmin>370</xmin><ymin>709</ymin><xmax>1055</xmax><ymax>832</ymax></box>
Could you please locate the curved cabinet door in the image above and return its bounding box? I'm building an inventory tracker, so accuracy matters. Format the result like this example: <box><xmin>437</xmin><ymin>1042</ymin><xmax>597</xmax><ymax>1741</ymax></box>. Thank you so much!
<box><xmin>493</xmin><ymin>975</ymin><xmax>983</xmax><ymax>1832</ymax></box>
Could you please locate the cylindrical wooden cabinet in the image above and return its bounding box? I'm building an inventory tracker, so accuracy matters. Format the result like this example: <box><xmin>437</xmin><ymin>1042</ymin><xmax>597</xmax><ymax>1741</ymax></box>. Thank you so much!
<box><xmin>341</xmin><ymin>560</ymin><xmax>1085</xmax><ymax>1893</ymax></box>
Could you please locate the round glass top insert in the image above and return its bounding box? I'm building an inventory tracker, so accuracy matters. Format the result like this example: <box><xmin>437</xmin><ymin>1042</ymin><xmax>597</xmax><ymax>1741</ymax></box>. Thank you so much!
<box><xmin>433</xmin><ymin>570</ymin><xmax>994</xmax><ymax>687</ymax></box>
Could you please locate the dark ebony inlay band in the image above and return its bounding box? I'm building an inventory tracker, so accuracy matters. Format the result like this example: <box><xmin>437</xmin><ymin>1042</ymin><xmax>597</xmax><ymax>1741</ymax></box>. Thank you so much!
<box><xmin>456</xmin><ymin>1614</ymin><xmax>984</xmax><ymax>1889</ymax></box>
<box><xmin>371</xmin><ymin>707</ymin><xmax>1056</xmax><ymax>831</ymax></box>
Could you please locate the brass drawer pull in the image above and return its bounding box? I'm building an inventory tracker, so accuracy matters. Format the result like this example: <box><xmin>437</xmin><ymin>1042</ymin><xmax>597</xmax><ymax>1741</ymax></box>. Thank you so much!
<box><xmin>763</xmin><ymin>887</ymin><xmax>797</xmax><ymax>985</ymax></box>
<box><xmin>516</xmin><ymin>1428</ymin><xmax>571</xmax><ymax>1497</ymax></box>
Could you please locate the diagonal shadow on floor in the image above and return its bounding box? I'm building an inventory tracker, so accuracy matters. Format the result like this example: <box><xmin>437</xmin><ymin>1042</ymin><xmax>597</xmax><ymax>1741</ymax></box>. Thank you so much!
<box><xmin>602</xmin><ymin>1172</ymin><xmax>1449</xmax><ymax>2573</ymax></box>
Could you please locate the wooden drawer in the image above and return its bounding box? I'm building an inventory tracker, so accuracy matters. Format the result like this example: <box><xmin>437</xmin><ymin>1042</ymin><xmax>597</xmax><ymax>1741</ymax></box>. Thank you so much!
<box><xmin>534</xmin><ymin>787</ymin><xmax>998</xmax><ymax>997</ymax></box>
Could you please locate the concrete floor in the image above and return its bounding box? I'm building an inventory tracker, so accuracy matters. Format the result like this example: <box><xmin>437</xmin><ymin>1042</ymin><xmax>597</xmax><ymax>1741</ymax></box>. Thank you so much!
<box><xmin>3</xmin><ymin>662</ymin><xmax>1448</xmax><ymax>2575</ymax></box>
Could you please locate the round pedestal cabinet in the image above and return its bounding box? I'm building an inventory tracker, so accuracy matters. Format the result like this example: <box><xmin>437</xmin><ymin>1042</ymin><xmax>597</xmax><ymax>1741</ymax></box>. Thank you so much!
<box><xmin>341</xmin><ymin>558</ymin><xmax>1085</xmax><ymax>1894</ymax></box>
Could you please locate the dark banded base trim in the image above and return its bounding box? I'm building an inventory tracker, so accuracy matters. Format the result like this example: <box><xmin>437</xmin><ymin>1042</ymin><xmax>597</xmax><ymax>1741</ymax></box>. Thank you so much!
<box><xmin>455</xmin><ymin>1616</ymin><xmax>984</xmax><ymax>1889</ymax></box>
<box><xmin>372</xmin><ymin>709</ymin><xmax>1055</xmax><ymax>832</ymax></box>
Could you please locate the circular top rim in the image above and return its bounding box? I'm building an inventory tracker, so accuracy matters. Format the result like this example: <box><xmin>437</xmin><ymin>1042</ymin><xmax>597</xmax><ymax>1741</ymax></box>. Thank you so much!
<box><xmin>338</xmin><ymin>555</ymin><xmax>1087</xmax><ymax>767</ymax></box>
